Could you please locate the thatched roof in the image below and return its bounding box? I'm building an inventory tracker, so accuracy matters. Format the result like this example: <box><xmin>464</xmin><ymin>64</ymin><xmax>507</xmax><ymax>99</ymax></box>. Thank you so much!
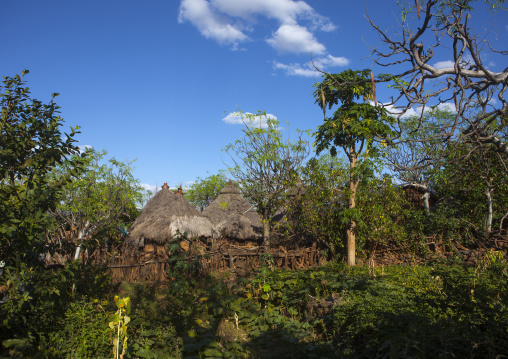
<box><xmin>127</xmin><ymin>184</ymin><xmax>213</xmax><ymax>246</ymax></box>
<box><xmin>213</xmin><ymin>213</ymin><xmax>261</xmax><ymax>240</ymax></box>
<box><xmin>202</xmin><ymin>181</ymin><xmax>262</xmax><ymax>240</ymax></box>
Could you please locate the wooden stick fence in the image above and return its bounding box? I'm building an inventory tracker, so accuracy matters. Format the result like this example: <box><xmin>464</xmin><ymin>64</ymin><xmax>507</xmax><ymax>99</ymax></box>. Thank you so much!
<box><xmin>95</xmin><ymin>242</ymin><xmax>324</xmax><ymax>282</ymax></box>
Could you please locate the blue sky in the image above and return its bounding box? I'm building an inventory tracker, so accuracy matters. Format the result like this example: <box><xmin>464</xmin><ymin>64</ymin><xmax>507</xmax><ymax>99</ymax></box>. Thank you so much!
<box><xmin>2</xmin><ymin>0</ymin><xmax>507</xmax><ymax>193</ymax></box>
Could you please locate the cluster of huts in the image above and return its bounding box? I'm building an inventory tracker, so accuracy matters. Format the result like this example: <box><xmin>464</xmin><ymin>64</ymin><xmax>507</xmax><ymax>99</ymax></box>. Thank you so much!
<box><xmin>126</xmin><ymin>181</ymin><xmax>264</xmax><ymax>248</ymax></box>
<box><xmin>107</xmin><ymin>180</ymin><xmax>322</xmax><ymax>281</ymax></box>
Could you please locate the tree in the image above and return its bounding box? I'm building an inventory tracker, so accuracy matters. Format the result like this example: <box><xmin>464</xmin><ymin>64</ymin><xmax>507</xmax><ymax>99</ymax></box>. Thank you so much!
<box><xmin>185</xmin><ymin>173</ymin><xmax>229</xmax><ymax>212</ymax></box>
<box><xmin>384</xmin><ymin>107</ymin><xmax>454</xmax><ymax>214</ymax></box>
<box><xmin>367</xmin><ymin>0</ymin><xmax>508</xmax><ymax>162</ymax></box>
<box><xmin>438</xmin><ymin>139</ymin><xmax>508</xmax><ymax>236</ymax></box>
<box><xmin>288</xmin><ymin>154</ymin><xmax>349</xmax><ymax>256</ymax></box>
<box><xmin>0</xmin><ymin>71</ymin><xmax>85</xmax><ymax>264</ymax></box>
<box><xmin>313</xmin><ymin>69</ymin><xmax>394</xmax><ymax>266</ymax></box>
<box><xmin>49</xmin><ymin>148</ymin><xmax>143</xmax><ymax>261</ymax></box>
<box><xmin>223</xmin><ymin>111</ymin><xmax>310</xmax><ymax>247</ymax></box>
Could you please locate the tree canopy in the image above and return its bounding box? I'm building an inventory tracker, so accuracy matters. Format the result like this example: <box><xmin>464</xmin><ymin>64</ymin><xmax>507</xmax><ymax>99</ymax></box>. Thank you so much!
<box><xmin>0</xmin><ymin>71</ymin><xmax>86</xmax><ymax>264</ymax></box>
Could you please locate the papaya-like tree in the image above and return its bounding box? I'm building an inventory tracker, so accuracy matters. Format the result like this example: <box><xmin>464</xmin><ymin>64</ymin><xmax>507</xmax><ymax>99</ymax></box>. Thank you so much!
<box><xmin>313</xmin><ymin>69</ymin><xmax>395</xmax><ymax>266</ymax></box>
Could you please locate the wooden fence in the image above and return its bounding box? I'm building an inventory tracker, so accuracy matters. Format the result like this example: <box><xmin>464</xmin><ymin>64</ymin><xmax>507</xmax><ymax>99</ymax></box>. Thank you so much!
<box><xmin>96</xmin><ymin>241</ymin><xmax>324</xmax><ymax>282</ymax></box>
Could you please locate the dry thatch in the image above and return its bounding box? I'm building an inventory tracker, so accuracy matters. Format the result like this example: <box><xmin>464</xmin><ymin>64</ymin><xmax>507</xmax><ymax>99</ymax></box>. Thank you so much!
<box><xmin>202</xmin><ymin>181</ymin><xmax>262</xmax><ymax>240</ymax></box>
<box><xmin>127</xmin><ymin>184</ymin><xmax>213</xmax><ymax>246</ymax></box>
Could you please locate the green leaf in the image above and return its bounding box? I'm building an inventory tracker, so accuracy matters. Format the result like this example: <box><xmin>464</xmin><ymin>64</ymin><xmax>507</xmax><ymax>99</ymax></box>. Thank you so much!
<box><xmin>202</xmin><ymin>348</ymin><xmax>223</xmax><ymax>357</ymax></box>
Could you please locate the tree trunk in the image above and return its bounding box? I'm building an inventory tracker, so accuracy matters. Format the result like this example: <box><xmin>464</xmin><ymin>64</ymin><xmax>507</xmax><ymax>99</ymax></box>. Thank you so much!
<box><xmin>422</xmin><ymin>191</ymin><xmax>430</xmax><ymax>215</ymax></box>
<box><xmin>486</xmin><ymin>189</ymin><xmax>493</xmax><ymax>235</ymax></box>
<box><xmin>347</xmin><ymin>150</ymin><xmax>358</xmax><ymax>267</ymax></box>
<box><xmin>262</xmin><ymin>208</ymin><xmax>270</xmax><ymax>248</ymax></box>
<box><xmin>74</xmin><ymin>220</ymin><xmax>90</xmax><ymax>261</ymax></box>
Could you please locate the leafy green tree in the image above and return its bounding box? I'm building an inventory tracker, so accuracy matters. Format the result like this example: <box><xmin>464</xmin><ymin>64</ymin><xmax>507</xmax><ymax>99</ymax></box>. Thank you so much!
<box><xmin>438</xmin><ymin>141</ymin><xmax>508</xmax><ymax>236</ymax></box>
<box><xmin>223</xmin><ymin>111</ymin><xmax>310</xmax><ymax>246</ymax></box>
<box><xmin>354</xmin><ymin>176</ymin><xmax>411</xmax><ymax>255</ymax></box>
<box><xmin>313</xmin><ymin>69</ymin><xmax>394</xmax><ymax>266</ymax></box>
<box><xmin>0</xmin><ymin>71</ymin><xmax>85</xmax><ymax>264</ymax></box>
<box><xmin>286</xmin><ymin>154</ymin><xmax>349</xmax><ymax>256</ymax></box>
<box><xmin>185</xmin><ymin>172</ymin><xmax>229</xmax><ymax>211</ymax></box>
<box><xmin>49</xmin><ymin>148</ymin><xmax>143</xmax><ymax>260</ymax></box>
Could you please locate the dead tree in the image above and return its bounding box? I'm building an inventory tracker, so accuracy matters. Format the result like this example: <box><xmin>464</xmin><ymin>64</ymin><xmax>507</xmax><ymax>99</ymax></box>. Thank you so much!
<box><xmin>366</xmin><ymin>0</ymin><xmax>507</xmax><ymax>165</ymax></box>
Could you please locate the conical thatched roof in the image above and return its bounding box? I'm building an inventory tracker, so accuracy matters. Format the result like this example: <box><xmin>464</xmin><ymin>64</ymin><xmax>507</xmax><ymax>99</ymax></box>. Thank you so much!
<box><xmin>202</xmin><ymin>181</ymin><xmax>262</xmax><ymax>240</ymax></box>
<box><xmin>127</xmin><ymin>184</ymin><xmax>213</xmax><ymax>246</ymax></box>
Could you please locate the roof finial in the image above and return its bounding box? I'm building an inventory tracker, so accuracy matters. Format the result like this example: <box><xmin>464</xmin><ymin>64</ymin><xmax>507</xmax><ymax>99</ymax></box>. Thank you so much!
<box><xmin>162</xmin><ymin>182</ymin><xmax>169</xmax><ymax>189</ymax></box>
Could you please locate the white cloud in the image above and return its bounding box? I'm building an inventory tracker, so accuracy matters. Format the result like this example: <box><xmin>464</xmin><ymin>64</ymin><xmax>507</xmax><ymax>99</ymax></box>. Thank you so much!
<box><xmin>211</xmin><ymin>0</ymin><xmax>313</xmax><ymax>24</ymax></box>
<box><xmin>178</xmin><ymin>0</ymin><xmax>248</xmax><ymax>47</ymax></box>
<box><xmin>78</xmin><ymin>145</ymin><xmax>92</xmax><ymax>154</ymax></box>
<box><xmin>178</xmin><ymin>0</ymin><xmax>335</xmax><ymax>53</ymax></box>
<box><xmin>315</xmin><ymin>54</ymin><xmax>349</xmax><ymax>67</ymax></box>
<box><xmin>273</xmin><ymin>62</ymin><xmax>319</xmax><ymax>77</ymax></box>
<box><xmin>222</xmin><ymin>111</ymin><xmax>277</xmax><ymax>128</ymax></box>
<box><xmin>434</xmin><ymin>102</ymin><xmax>456</xmax><ymax>113</ymax></box>
<box><xmin>434</xmin><ymin>55</ymin><xmax>478</xmax><ymax>70</ymax></box>
<box><xmin>210</xmin><ymin>0</ymin><xmax>336</xmax><ymax>31</ymax></box>
<box><xmin>380</xmin><ymin>102</ymin><xmax>456</xmax><ymax>119</ymax></box>
<box><xmin>273</xmin><ymin>54</ymin><xmax>349</xmax><ymax>77</ymax></box>
<box><xmin>433</xmin><ymin>60</ymin><xmax>454</xmax><ymax>69</ymax></box>
<box><xmin>140</xmin><ymin>183</ymin><xmax>157</xmax><ymax>193</ymax></box>
<box><xmin>266</xmin><ymin>24</ymin><xmax>325</xmax><ymax>54</ymax></box>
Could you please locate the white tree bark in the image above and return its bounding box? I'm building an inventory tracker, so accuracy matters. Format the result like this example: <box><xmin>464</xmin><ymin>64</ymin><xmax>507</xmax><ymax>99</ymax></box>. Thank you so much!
<box><xmin>485</xmin><ymin>190</ymin><xmax>493</xmax><ymax>235</ymax></box>
<box><xmin>73</xmin><ymin>220</ymin><xmax>90</xmax><ymax>261</ymax></box>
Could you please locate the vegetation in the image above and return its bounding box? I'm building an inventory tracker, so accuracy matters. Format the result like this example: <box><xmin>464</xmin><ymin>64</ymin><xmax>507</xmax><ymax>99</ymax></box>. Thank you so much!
<box><xmin>185</xmin><ymin>173</ymin><xmax>229</xmax><ymax>212</ymax></box>
<box><xmin>49</xmin><ymin>148</ymin><xmax>143</xmax><ymax>261</ymax></box>
<box><xmin>313</xmin><ymin>69</ymin><xmax>395</xmax><ymax>266</ymax></box>
<box><xmin>1</xmin><ymin>0</ymin><xmax>507</xmax><ymax>355</ymax></box>
<box><xmin>223</xmin><ymin>110</ymin><xmax>310</xmax><ymax>246</ymax></box>
<box><xmin>3</xmin><ymin>249</ymin><xmax>507</xmax><ymax>358</ymax></box>
<box><xmin>0</xmin><ymin>71</ymin><xmax>86</xmax><ymax>264</ymax></box>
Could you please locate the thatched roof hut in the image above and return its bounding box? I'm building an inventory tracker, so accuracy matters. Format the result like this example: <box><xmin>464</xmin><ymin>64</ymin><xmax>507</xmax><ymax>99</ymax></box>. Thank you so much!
<box><xmin>126</xmin><ymin>183</ymin><xmax>213</xmax><ymax>247</ymax></box>
<box><xmin>202</xmin><ymin>181</ymin><xmax>262</xmax><ymax>240</ymax></box>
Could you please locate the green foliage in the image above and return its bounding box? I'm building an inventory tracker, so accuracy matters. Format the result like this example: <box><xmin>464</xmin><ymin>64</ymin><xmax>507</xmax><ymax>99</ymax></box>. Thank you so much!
<box><xmin>166</xmin><ymin>232</ymin><xmax>206</xmax><ymax>294</ymax></box>
<box><xmin>6</xmin><ymin>258</ymin><xmax>506</xmax><ymax>358</ymax></box>
<box><xmin>285</xmin><ymin>154</ymin><xmax>348</xmax><ymax>256</ymax></box>
<box><xmin>41</xmin><ymin>299</ymin><xmax>111</xmax><ymax>358</ymax></box>
<box><xmin>185</xmin><ymin>173</ymin><xmax>229</xmax><ymax>212</ymax></box>
<box><xmin>313</xmin><ymin>69</ymin><xmax>396</xmax><ymax>266</ymax></box>
<box><xmin>436</xmin><ymin>142</ymin><xmax>508</xmax><ymax>235</ymax></box>
<box><xmin>51</xmin><ymin>148</ymin><xmax>143</xmax><ymax>255</ymax></box>
<box><xmin>0</xmin><ymin>259</ymin><xmax>113</xmax><ymax>357</ymax></box>
<box><xmin>313</xmin><ymin>69</ymin><xmax>395</xmax><ymax>159</ymax></box>
<box><xmin>0</xmin><ymin>71</ymin><xmax>86</xmax><ymax>264</ymax></box>
<box><xmin>354</xmin><ymin>176</ymin><xmax>411</xmax><ymax>254</ymax></box>
<box><xmin>110</xmin><ymin>296</ymin><xmax>132</xmax><ymax>359</ymax></box>
<box><xmin>229</xmin><ymin>261</ymin><xmax>508</xmax><ymax>358</ymax></box>
<box><xmin>327</xmin><ymin>262</ymin><xmax>508</xmax><ymax>357</ymax></box>
<box><xmin>223</xmin><ymin>110</ymin><xmax>310</xmax><ymax>244</ymax></box>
